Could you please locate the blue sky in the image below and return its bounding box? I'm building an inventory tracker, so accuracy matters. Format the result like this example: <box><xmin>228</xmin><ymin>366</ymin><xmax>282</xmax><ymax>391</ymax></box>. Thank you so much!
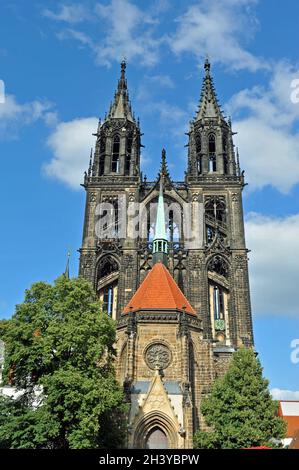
<box><xmin>0</xmin><ymin>0</ymin><xmax>299</xmax><ymax>397</ymax></box>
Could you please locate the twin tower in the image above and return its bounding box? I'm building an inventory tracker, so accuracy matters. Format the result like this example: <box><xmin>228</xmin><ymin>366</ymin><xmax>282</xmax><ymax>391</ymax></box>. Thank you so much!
<box><xmin>79</xmin><ymin>60</ymin><xmax>254</xmax><ymax>448</ymax></box>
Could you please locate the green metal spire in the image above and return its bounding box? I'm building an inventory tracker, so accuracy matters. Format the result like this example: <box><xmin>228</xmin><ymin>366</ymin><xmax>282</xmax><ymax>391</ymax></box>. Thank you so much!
<box><xmin>153</xmin><ymin>149</ymin><xmax>168</xmax><ymax>265</ymax></box>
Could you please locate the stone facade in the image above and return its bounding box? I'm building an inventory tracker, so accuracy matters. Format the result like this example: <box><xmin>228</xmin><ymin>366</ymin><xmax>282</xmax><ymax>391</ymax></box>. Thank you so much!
<box><xmin>79</xmin><ymin>60</ymin><xmax>254</xmax><ymax>448</ymax></box>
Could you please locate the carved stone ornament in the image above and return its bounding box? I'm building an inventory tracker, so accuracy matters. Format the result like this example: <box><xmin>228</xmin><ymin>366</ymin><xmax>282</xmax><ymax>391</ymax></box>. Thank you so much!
<box><xmin>90</xmin><ymin>192</ymin><xmax>97</xmax><ymax>203</ymax></box>
<box><xmin>145</xmin><ymin>343</ymin><xmax>172</xmax><ymax>370</ymax></box>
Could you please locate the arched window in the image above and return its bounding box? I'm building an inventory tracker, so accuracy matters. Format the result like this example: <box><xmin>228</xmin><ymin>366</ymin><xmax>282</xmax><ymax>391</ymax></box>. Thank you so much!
<box><xmin>112</xmin><ymin>135</ymin><xmax>120</xmax><ymax>173</ymax></box>
<box><xmin>97</xmin><ymin>257</ymin><xmax>119</xmax><ymax>319</ymax></box>
<box><xmin>209</xmin><ymin>133</ymin><xmax>216</xmax><ymax>154</ymax></box>
<box><xmin>125</xmin><ymin>133</ymin><xmax>133</xmax><ymax>175</ymax></box>
<box><xmin>208</xmin><ymin>255</ymin><xmax>229</xmax><ymax>278</ymax></box>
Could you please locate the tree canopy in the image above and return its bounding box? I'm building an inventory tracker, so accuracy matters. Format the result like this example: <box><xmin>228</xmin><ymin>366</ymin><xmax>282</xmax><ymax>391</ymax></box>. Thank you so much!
<box><xmin>0</xmin><ymin>275</ymin><xmax>127</xmax><ymax>449</ymax></box>
<box><xmin>194</xmin><ymin>348</ymin><xmax>286</xmax><ymax>449</ymax></box>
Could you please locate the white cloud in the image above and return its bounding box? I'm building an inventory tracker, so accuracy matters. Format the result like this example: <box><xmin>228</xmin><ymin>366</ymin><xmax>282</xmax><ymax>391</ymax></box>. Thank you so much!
<box><xmin>170</xmin><ymin>0</ymin><xmax>265</xmax><ymax>71</ymax></box>
<box><xmin>94</xmin><ymin>0</ymin><xmax>164</xmax><ymax>66</ymax></box>
<box><xmin>271</xmin><ymin>389</ymin><xmax>299</xmax><ymax>401</ymax></box>
<box><xmin>52</xmin><ymin>0</ymin><xmax>164</xmax><ymax>67</ymax></box>
<box><xmin>44</xmin><ymin>117</ymin><xmax>98</xmax><ymax>189</ymax></box>
<box><xmin>245</xmin><ymin>212</ymin><xmax>299</xmax><ymax>316</ymax></box>
<box><xmin>147</xmin><ymin>75</ymin><xmax>175</xmax><ymax>88</ymax></box>
<box><xmin>42</xmin><ymin>4</ymin><xmax>90</xmax><ymax>24</ymax></box>
<box><xmin>228</xmin><ymin>62</ymin><xmax>299</xmax><ymax>193</ymax></box>
<box><xmin>0</xmin><ymin>94</ymin><xmax>54</xmax><ymax>139</ymax></box>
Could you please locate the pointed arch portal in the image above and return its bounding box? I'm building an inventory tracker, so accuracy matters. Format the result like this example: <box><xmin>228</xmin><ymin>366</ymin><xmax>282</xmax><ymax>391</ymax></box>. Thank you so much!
<box><xmin>133</xmin><ymin>411</ymin><xmax>178</xmax><ymax>449</ymax></box>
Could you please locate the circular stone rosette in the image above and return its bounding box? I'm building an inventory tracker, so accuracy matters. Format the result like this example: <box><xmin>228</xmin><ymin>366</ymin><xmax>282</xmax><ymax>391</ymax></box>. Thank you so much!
<box><xmin>145</xmin><ymin>343</ymin><xmax>172</xmax><ymax>370</ymax></box>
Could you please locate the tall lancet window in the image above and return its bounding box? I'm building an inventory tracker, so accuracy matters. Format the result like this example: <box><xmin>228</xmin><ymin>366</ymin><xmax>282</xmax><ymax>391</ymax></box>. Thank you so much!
<box><xmin>208</xmin><ymin>134</ymin><xmax>216</xmax><ymax>172</ymax></box>
<box><xmin>112</xmin><ymin>135</ymin><xmax>120</xmax><ymax>173</ymax></box>
<box><xmin>125</xmin><ymin>133</ymin><xmax>133</xmax><ymax>175</ymax></box>
<box><xmin>196</xmin><ymin>135</ymin><xmax>202</xmax><ymax>175</ymax></box>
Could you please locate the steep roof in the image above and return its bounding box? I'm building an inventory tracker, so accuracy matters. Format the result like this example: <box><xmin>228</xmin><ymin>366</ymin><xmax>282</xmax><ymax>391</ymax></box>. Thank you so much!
<box><xmin>195</xmin><ymin>58</ymin><xmax>225</xmax><ymax>122</ymax></box>
<box><xmin>107</xmin><ymin>60</ymin><xmax>134</xmax><ymax>122</ymax></box>
<box><xmin>122</xmin><ymin>262</ymin><xmax>196</xmax><ymax>315</ymax></box>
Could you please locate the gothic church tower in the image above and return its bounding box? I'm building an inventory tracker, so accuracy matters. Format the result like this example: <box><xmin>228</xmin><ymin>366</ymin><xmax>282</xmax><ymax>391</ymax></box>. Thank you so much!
<box><xmin>79</xmin><ymin>60</ymin><xmax>254</xmax><ymax>448</ymax></box>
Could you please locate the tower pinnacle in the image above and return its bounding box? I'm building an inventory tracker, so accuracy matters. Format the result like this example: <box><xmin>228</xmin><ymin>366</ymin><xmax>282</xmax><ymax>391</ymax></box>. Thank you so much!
<box><xmin>195</xmin><ymin>59</ymin><xmax>224</xmax><ymax>121</ymax></box>
<box><xmin>107</xmin><ymin>60</ymin><xmax>133</xmax><ymax>121</ymax></box>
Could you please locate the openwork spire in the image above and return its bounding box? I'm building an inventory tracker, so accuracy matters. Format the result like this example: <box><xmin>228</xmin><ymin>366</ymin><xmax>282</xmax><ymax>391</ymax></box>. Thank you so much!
<box><xmin>160</xmin><ymin>147</ymin><xmax>169</xmax><ymax>178</ymax></box>
<box><xmin>195</xmin><ymin>59</ymin><xmax>225</xmax><ymax>121</ymax></box>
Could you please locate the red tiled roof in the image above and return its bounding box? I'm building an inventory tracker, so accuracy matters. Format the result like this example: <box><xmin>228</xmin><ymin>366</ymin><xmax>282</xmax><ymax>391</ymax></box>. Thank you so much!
<box><xmin>278</xmin><ymin>401</ymin><xmax>299</xmax><ymax>438</ymax></box>
<box><xmin>122</xmin><ymin>262</ymin><xmax>196</xmax><ymax>315</ymax></box>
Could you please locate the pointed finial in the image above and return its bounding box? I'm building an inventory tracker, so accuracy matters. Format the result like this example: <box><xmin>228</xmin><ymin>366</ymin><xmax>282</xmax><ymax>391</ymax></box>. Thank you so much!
<box><xmin>121</xmin><ymin>58</ymin><xmax>126</xmax><ymax>75</ymax></box>
<box><xmin>204</xmin><ymin>55</ymin><xmax>211</xmax><ymax>75</ymax></box>
<box><xmin>118</xmin><ymin>59</ymin><xmax>127</xmax><ymax>92</ymax></box>
<box><xmin>160</xmin><ymin>148</ymin><xmax>168</xmax><ymax>178</ymax></box>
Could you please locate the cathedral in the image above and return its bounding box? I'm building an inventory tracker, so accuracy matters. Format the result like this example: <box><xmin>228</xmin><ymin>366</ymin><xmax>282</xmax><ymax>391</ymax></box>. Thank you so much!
<box><xmin>79</xmin><ymin>59</ymin><xmax>254</xmax><ymax>449</ymax></box>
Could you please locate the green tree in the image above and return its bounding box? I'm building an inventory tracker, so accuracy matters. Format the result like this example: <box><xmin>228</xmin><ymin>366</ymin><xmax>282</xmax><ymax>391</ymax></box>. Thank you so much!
<box><xmin>194</xmin><ymin>348</ymin><xmax>286</xmax><ymax>449</ymax></box>
<box><xmin>0</xmin><ymin>276</ymin><xmax>127</xmax><ymax>449</ymax></box>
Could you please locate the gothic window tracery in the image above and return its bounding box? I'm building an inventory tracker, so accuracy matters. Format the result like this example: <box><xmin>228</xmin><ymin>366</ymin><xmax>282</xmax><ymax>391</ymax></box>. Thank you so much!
<box><xmin>97</xmin><ymin>256</ymin><xmax>119</xmax><ymax>319</ymax></box>
<box><xmin>205</xmin><ymin>196</ymin><xmax>226</xmax><ymax>226</ymax></box>
<box><xmin>208</xmin><ymin>255</ymin><xmax>229</xmax><ymax>278</ymax></box>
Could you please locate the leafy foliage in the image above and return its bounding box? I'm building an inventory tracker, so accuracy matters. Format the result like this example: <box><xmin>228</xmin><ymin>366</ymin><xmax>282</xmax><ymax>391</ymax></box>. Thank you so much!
<box><xmin>194</xmin><ymin>348</ymin><xmax>286</xmax><ymax>449</ymax></box>
<box><xmin>0</xmin><ymin>276</ymin><xmax>127</xmax><ymax>448</ymax></box>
